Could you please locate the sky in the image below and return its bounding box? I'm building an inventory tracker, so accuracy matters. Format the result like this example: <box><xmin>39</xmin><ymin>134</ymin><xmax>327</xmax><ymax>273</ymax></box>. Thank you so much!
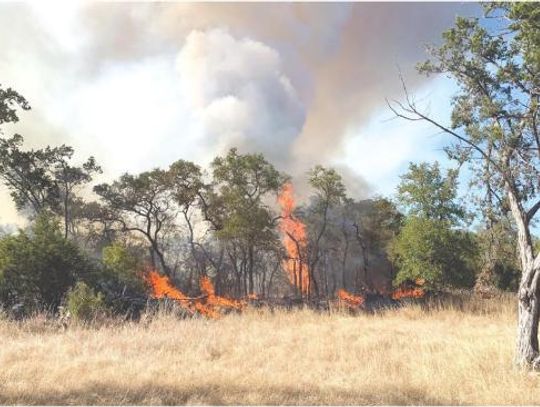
<box><xmin>0</xmin><ymin>2</ymin><xmax>482</xmax><ymax>226</ymax></box>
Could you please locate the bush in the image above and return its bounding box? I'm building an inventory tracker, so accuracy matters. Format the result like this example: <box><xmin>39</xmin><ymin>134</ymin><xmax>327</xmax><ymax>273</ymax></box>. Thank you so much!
<box><xmin>0</xmin><ymin>214</ymin><xmax>94</xmax><ymax>315</ymax></box>
<box><xmin>65</xmin><ymin>281</ymin><xmax>107</xmax><ymax>322</ymax></box>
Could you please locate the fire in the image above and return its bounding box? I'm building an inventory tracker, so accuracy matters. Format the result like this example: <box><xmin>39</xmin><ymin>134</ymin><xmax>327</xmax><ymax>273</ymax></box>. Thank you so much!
<box><xmin>391</xmin><ymin>287</ymin><xmax>425</xmax><ymax>300</ymax></box>
<box><xmin>145</xmin><ymin>270</ymin><xmax>244</xmax><ymax>318</ymax></box>
<box><xmin>145</xmin><ymin>270</ymin><xmax>193</xmax><ymax>304</ymax></box>
<box><xmin>337</xmin><ymin>289</ymin><xmax>365</xmax><ymax>307</ymax></box>
<box><xmin>200</xmin><ymin>276</ymin><xmax>244</xmax><ymax>312</ymax></box>
<box><xmin>278</xmin><ymin>182</ymin><xmax>310</xmax><ymax>296</ymax></box>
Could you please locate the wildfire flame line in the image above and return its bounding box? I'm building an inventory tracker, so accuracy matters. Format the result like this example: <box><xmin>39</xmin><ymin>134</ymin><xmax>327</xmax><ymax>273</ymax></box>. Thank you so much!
<box><xmin>145</xmin><ymin>270</ymin><xmax>244</xmax><ymax>318</ymax></box>
<box><xmin>337</xmin><ymin>289</ymin><xmax>365</xmax><ymax>307</ymax></box>
<box><xmin>391</xmin><ymin>287</ymin><xmax>425</xmax><ymax>300</ymax></box>
<box><xmin>278</xmin><ymin>182</ymin><xmax>310</xmax><ymax>296</ymax></box>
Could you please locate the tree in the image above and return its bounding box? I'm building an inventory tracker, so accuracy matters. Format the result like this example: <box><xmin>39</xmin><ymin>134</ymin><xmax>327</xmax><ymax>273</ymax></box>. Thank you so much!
<box><xmin>0</xmin><ymin>84</ymin><xmax>29</xmax><ymax>128</ymax></box>
<box><xmin>390</xmin><ymin>216</ymin><xmax>477</xmax><ymax>289</ymax></box>
<box><xmin>341</xmin><ymin>197</ymin><xmax>402</xmax><ymax>292</ymax></box>
<box><xmin>209</xmin><ymin>148</ymin><xmax>286</xmax><ymax>296</ymax></box>
<box><xmin>0</xmin><ymin>135</ymin><xmax>61</xmax><ymax>214</ymax></box>
<box><xmin>0</xmin><ymin>135</ymin><xmax>101</xmax><ymax>234</ymax></box>
<box><xmin>53</xmin><ymin>152</ymin><xmax>101</xmax><ymax>238</ymax></box>
<box><xmin>94</xmin><ymin>169</ymin><xmax>175</xmax><ymax>275</ymax></box>
<box><xmin>65</xmin><ymin>281</ymin><xmax>107</xmax><ymax>322</ymax></box>
<box><xmin>0</xmin><ymin>86</ymin><xmax>100</xmax><ymax>233</ymax></box>
<box><xmin>102</xmin><ymin>242</ymin><xmax>145</xmax><ymax>292</ymax></box>
<box><xmin>99</xmin><ymin>241</ymin><xmax>147</xmax><ymax>314</ymax></box>
<box><xmin>388</xmin><ymin>3</ymin><xmax>540</xmax><ymax>368</ymax></box>
<box><xmin>476</xmin><ymin>217</ymin><xmax>520</xmax><ymax>292</ymax></box>
<box><xmin>397</xmin><ymin>161</ymin><xmax>464</xmax><ymax>223</ymax></box>
<box><xmin>306</xmin><ymin>165</ymin><xmax>346</xmax><ymax>298</ymax></box>
<box><xmin>392</xmin><ymin>162</ymin><xmax>473</xmax><ymax>288</ymax></box>
<box><xmin>94</xmin><ymin>159</ymin><xmax>207</xmax><ymax>279</ymax></box>
<box><xmin>168</xmin><ymin>159</ymin><xmax>207</xmax><ymax>283</ymax></box>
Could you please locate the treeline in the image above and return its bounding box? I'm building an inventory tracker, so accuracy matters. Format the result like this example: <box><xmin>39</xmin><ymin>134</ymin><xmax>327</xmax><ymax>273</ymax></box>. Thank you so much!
<box><xmin>0</xmin><ymin>84</ymin><xmax>522</xmax><ymax>320</ymax></box>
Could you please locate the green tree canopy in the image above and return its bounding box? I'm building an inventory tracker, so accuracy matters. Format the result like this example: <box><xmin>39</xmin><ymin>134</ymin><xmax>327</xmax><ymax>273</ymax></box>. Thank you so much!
<box><xmin>397</xmin><ymin>161</ymin><xmax>464</xmax><ymax>223</ymax></box>
<box><xmin>390</xmin><ymin>216</ymin><xmax>477</xmax><ymax>289</ymax></box>
<box><xmin>0</xmin><ymin>84</ymin><xmax>29</xmax><ymax>128</ymax></box>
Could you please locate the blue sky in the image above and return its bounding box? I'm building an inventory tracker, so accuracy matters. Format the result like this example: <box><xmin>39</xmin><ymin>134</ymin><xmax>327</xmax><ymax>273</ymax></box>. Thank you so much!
<box><xmin>336</xmin><ymin>75</ymin><xmax>458</xmax><ymax>198</ymax></box>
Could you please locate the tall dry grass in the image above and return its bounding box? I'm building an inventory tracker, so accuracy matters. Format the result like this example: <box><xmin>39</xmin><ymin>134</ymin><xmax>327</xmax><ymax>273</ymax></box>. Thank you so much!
<box><xmin>1</xmin><ymin>293</ymin><xmax>539</xmax><ymax>405</ymax></box>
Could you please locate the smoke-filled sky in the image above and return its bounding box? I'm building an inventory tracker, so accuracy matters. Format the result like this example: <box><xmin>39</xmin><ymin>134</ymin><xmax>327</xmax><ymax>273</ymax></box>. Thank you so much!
<box><xmin>0</xmin><ymin>2</ymin><xmax>481</xmax><ymax>225</ymax></box>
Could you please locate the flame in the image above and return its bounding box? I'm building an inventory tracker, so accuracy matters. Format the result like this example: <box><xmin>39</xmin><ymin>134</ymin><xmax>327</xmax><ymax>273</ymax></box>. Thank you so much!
<box><xmin>391</xmin><ymin>287</ymin><xmax>425</xmax><ymax>300</ymax></box>
<box><xmin>200</xmin><ymin>276</ymin><xmax>244</xmax><ymax>312</ymax></box>
<box><xmin>145</xmin><ymin>270</ymin><xmax>193</xmax><ymax>304</ymax></box>
<box><xmin>278</xmin><ymin>182</ymin><xmax>310</xmax><ymax>295</ymax></box>
<box><xmin>337</xmin><ymin>289</ymin><xmax>365</xmax><ymax>307</ymax></box>
<box><xmin>145</xmin><ymin>270</ymin><xmax>244</xmax><ymax>318</ymax></box>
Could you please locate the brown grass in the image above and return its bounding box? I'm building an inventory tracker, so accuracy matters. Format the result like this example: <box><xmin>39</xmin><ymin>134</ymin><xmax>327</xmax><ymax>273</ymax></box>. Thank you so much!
<box><xmin>1</xmin><ymin>293</ymin><xmax>540</xmax><ymax>405</ymax></box>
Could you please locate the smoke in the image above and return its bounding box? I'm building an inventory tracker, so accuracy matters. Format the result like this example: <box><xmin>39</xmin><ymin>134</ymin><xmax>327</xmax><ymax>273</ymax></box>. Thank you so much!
<box><xmin>176</xmin><ymin>29</ymin><xmax>305</xmax><ymax>169</ymax></box>
<box><xmin>75</xmin><ymin>2</ymin><xmax>479</xmax><ymax>191</ymax></box>
<box><xmin>0</xmin><ymin>2</ymin><xmax>482</xmax><ymax>224</ymax></box>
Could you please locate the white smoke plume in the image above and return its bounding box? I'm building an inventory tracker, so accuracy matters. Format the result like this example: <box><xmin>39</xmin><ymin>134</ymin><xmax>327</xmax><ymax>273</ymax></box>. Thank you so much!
<box><xmin>176</xmin><ymin>29</ymin><xmax>305</xmax><ymax>169</ymax></box>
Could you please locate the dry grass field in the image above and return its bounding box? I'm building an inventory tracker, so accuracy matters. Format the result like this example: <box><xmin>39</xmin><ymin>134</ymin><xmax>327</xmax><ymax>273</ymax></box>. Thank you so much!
<box><xmin>1</xmin><ymin>294</ymin><xmax>540</xmax><ymax>405</ymax></box>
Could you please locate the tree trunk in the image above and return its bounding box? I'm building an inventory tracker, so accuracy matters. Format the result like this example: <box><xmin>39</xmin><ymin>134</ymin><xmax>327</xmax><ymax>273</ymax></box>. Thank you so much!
<box><xmin>507</xmin><ymin>186</ymin><xmax>540</xmax><ymax>369</ymax></box>
<box><xmin>248</xmin><ymin>245</ymin><xmax>254</xmax><ymax>294</ymax></box>
<box><xmin>516</xmin><ymin>282</ymin><xmax>540</xmax><ymax>367</ymax></box>
<box><xmin>63</xmin><ymin>193</ymin><xmax>69</xmax><ymax>239</ymax></box>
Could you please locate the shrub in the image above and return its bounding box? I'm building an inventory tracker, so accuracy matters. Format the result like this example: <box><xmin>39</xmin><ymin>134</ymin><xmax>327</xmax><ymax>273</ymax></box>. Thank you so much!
<box><xmin>0</xmin><ymin>214</ymin><xmax>94</xmax><ymax>315</ymax></box>
<box><xmin>65</xmin><ymin>281</ymin><xmax>107</xmax><ymax>322</ymax></box>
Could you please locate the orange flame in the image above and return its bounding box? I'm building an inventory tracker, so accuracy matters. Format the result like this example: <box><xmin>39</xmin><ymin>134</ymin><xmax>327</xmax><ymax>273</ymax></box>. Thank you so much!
<box><xmin>145</xmin><ymin>270</ymin><xmax>244</xmax><ymax>318</ymax></box>
<box><xmin>145</xmin><ymin>270</ymin><xmax>193</xmax><ymax>304</ymax></box>
<box><xmin>200</xmin><ymin>276</ymin><xmax>244</xmax><ymax>312</ymax></box>
<box><xmin>391</xmin><ymin>287</ymin><xmax>425</xmax><ymax>300</ymax></box>
<box><xmin>337</xmin><ymin>289</ymin><xmax>365</xmax><ymax>307</ymax></box>
<box><xmin>278</xmin><ymin>182</ymin><xmax>310</xmax><ymax>296</ymax></box>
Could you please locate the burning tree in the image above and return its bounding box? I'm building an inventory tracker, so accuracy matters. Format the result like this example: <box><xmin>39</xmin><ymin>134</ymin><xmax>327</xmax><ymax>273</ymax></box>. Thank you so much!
<box><xmin>278</xmin><ymin>182</ymin><xmax>310</xmax><ymax>298</ymax></box>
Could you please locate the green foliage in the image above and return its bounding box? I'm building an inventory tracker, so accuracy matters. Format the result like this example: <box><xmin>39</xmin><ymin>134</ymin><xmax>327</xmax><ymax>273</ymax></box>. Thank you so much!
<box><xmin>308</xmin><ymin>165</ymin><xmax>347</xmax><ymax>208</ymax></box>
<box><xmin>212</xmin><ymin>148</ymin><xmax>285</xmax><ymax>201</ymax></box>
<box><xmin>390</xmin><ymin>217</ymin><xmax>477</xmax><ymax>289</ymax></box>
<box><xmin>397</xmin><ymin>161</ymin><xmax>464</xmax><ymax>223</ymax></box>
<box><xmin>94</xmin><ymin>168</ymin><xmax>176</xmax><ymax>274</ymax></box>
<box><xmin>477</xmin><ymin>219</ymin><xmax>521</xmax><ymax>291</ymax></box>
<box><xmin>0</xmin><ymin>84</ymin><xmax>30</xmax><ymax>127</ymax></box>
<box><xmin>65</xmin><ymin>281</ymin><xmax>107</xmax><ymax>322</ymax></box>
<box><xmin>208</xmin><ymin>149</ymin><xmax>287</xmax><ymax>295</ymax></box>
<box><xmin>392</xmin><ymin>161</ymin><xmax>474</xmax><ymax>289</ymax></box>
<box><xmin>211</xmin><ymin>148</ymin><xmax>286</xmax><ymax>243</ymax></box>
<box><xmin>413</xmin><ymin>4</ymin><xmax>540</xmax><ymax>231</ymax></box>
<box><xmin>102</xmin><ymin>242</ymin><xmax>145</xmax><ymax>293</ymax></box>
<box><xmin>0</xmin><ymin>133</ymin><xmax>101</xmax><ymax>229</ymax></box>
<box><xmin>0</xmin><ymin>214</ymin><xmax>93</xmax><ymax>314</ymax></box>
<box><xmin>168</xmin><ymin>159</ymin><xmax>204</xmax><ymax>209</ymax></box>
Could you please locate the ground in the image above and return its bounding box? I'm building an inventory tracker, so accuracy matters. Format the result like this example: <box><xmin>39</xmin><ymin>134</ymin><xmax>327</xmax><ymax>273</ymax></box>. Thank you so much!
<box><xmin>1</xmin><ymin>294</ymin><xmax>540</xmax><ymax>405</ymax></box>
